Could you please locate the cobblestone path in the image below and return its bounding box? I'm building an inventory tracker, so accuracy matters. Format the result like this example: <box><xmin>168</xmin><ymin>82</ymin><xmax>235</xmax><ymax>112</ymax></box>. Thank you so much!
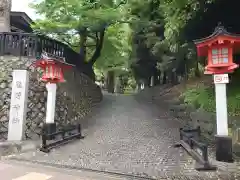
<box><xmin>4</xmin><ymin>93</ymin><xmax>240</xmax><ymax>179</ymax></box>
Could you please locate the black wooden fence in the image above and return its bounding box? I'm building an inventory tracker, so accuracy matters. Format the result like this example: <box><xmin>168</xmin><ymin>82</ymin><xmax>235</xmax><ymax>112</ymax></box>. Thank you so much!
<box><xmin>174</xmin><ymin>127</ymin><xmax>217</xmax><ymax>171</ymax></box>
<box><xmin>0</xmin><ymin>32</ymin><xmax>81</xmax><ymax>66</ymax></box>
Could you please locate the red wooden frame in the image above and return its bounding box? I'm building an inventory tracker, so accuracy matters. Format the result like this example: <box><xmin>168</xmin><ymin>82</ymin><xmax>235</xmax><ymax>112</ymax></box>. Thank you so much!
<box><xmin>42</xmin><ymin>64</ymin><xmax>65</xmax><ymax>83</ymax></box>
<box><xmin>194</xmin><ymin>26</ymin><xmax>240</xmax><ymax>74</ymax></box>
<box><xmin>197</xmin><ymin>39</ymin><xmax>238</xmax><ymax>74</ymax></box>
<box><xmin>31</xmin><ymin>58</ymin><xmax>73</xmax><ymax>83</ymax></box>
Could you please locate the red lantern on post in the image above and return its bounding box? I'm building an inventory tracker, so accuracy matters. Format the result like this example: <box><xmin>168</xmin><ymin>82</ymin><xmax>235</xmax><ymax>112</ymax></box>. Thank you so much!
<box><xmin>31</xmin><ymin>52</ymin><xmax>75</xmax><ymax>138</ymax></box>
<box><xmin>194</xmin><ymin>26</ymin><xmax>240</xmax><ymax>163</ymax></box>
<box><xmin>194</xmin><ymin>26</ymin><xmax>240</xmax><ymax>74</ymax></box>
<box><xmin>31</xmin><ymin>52</ymin><xmax>74</xmax><ymax>83</ymax></box>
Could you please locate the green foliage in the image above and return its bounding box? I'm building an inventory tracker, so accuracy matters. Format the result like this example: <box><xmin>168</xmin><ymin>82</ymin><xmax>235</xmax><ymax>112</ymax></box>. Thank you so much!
<box><xmin>227</xmin><ymin>86</ymin><xmax>240</xmax><ymax>117</ymax></box>
<box><xmin>126</xmin><ymin>0</ymin><xmax>213</xmax><ymax>81</ymax></box>
<box><xmin>160</xmin><ymin>0</ymin><xmax>215</xmax><ymax>43</ymax></box>
<box><xmin>30</xmin><ymin>0</ymin><xmax>130</xmax><ymax>69</ymax></box>
<box><xmin>117</xmin><ymin>70</ymin><xmax>136</xmax><ymax>92</ymax></box>
<box><xmin>188</xmin><ymin>63</ymin><xmax>204</xmax><ymax>78</ymax></box>
<box><xmin>181</xmin><ymin>86</ymin><xmax>215</xmax><ymax>112</ymax></box>
<box><xmin>94</xmin><ymin>23</ymin><xmax>132</xmax><ymax>71</ymax></box>
<box><xmin>181</xmin><ymin>85</ymin><xmax>240</xmax><ymax>116</ymax></box>
<box><xmin>31</xmin><ymin>0</ymin><xmax>124</xmax><ymax>33</ymax></box>
<box><xmin>30</xmin><ymin>0</ymin><xmax>218</xmax><ymax>82</ymax></box>
<box><xmin>127</xmin><ymin>77</ymin><xmax>137</xmax><ymax>90</ymax></box>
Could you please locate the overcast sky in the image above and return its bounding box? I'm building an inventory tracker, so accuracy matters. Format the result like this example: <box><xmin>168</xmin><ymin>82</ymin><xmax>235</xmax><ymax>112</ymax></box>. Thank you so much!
<box><xmin>11</xmin><ymin>0</ymin><xmax>38</xmax><ymax>20</ymax></box>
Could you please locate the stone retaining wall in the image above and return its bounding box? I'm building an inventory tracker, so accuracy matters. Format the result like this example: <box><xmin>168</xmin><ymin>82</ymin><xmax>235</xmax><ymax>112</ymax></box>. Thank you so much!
<box><xmin>0</xmin><ymin>56</ymin><xmax>102</xmax><ymax>141</ymax></box>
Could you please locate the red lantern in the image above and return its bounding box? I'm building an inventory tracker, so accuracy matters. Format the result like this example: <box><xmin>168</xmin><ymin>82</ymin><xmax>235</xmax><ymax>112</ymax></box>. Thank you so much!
<box><xmin>41</xmin><ymin>62</ymin><xmax>65</xmax><ymax>82</ymax></box>
<box><xmin>194</xmin><ymin>26</ymin><xmax>240</xmax><ymax>74</ymax></box>
<box><xmin>31</xmin><ymin>53</ymin><xmax>74</xmax><ymax>83</ymax></box>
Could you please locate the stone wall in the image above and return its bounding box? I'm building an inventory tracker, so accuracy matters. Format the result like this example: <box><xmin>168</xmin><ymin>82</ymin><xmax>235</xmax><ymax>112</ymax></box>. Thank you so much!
<box><xmin>0</xmin><ymin>56</ymin><xmax>102</xmax><ymax>141</ymax></box>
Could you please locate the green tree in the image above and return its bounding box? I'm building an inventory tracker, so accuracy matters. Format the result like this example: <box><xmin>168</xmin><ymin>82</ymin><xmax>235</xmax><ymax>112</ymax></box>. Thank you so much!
<box><xmin>94</xmin><ymin>23</ymin><xmax>131</xmax><ymax>72</ymax></box>
<box><xmin>127</xmin><ymin>0</ymin><xmax>216</xmax><ymax>85</ymax></box>
<box><xmin>31</xmin><ymin>0</ymin><xmax>130</xmax><ymax>79</ymax></box>
<box><xmin>31</xmin><ymin>0</ymin><xmax>215</xmax><ymax>84</ymax></box>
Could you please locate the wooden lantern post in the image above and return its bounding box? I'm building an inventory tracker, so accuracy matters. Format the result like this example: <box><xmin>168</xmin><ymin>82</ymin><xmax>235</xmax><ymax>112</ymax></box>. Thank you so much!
<box><xmin>194</xmin><ymin>26</ymin><xmax>240</xmax><ymax>162</ymax></box>
<box><xmin>31</xmin><ymin>52</ymin><xmax>74</xmax><ymax>136</ymax></box>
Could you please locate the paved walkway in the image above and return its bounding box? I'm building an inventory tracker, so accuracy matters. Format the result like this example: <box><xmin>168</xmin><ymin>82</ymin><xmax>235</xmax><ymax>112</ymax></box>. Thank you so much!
<box><xmin>2</xmin><ymin>93</ymin><xmax>240</xmax><ymax>179</ymax></box>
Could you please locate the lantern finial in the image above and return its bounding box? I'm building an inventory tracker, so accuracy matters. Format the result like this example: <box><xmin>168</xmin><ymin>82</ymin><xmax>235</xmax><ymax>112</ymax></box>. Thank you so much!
<box><xmin>214</xmin><ymin>22</ymin><xmax>226</xmax><ymax>33</ymax></box>
<box><xmin>217</xmin><ymin>22</ymin><xmax>222</xmax><ymax>27</ymax></box>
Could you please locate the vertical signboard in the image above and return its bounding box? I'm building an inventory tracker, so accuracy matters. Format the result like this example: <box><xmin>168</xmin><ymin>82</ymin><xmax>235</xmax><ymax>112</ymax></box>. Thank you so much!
<box><xmin>7</xmin><ymin>70</ymin><xmax>29</xmax><ymax>141</ymax></box>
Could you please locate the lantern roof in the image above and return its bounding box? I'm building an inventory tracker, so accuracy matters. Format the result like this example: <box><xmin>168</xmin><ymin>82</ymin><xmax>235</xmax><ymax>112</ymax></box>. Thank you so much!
<box><xmin>40</xmin><ymin>52</ymin><xmax>75</xmax><ymax>66</ymax></box>
<box><xmin>31</xmin><ymin>52</ymin><xmax>75</xmax><ymax>69</ymax></box>
<box><xmin>194</xmin><ymin>26</ymin><xmax>240</xmax><ymax>45</ymax></box>
<box><xmin>194</xmin><ymin>25</ymin><xmax>240</xmax><ymax>56</ymax></box>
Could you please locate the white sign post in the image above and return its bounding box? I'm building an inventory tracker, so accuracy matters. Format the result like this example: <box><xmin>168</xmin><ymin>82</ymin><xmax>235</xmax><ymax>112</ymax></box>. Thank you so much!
<box><xmin>8</xmin><ymin>70</ymin><xmax>29</xmax><ymax>141</ymax></box>
<box><xmin>45</xmin><ymin>82</ymin><xmax>57</xmax><ymax>124</ymax></box>
<box><xmin>42</xmin><ymin>82</ymin><xmax>57</xmax><ymax>138</ymax></box>
<box><xmin>213</xmin><ymin>74</ymin><xmax>233</xmax><ymax>162</ymax></box>
<box><xmin>214</xmin><ymin>74</ymin><xmax>229</xmax><ymax>136</ymax></box>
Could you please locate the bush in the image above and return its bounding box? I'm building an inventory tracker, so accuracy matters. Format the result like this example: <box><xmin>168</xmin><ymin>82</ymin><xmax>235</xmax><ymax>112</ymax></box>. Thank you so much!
<box><xmin>181</xmin><ymin>85</ymin><xmax>240</xmax><ymax>116</ymax></box>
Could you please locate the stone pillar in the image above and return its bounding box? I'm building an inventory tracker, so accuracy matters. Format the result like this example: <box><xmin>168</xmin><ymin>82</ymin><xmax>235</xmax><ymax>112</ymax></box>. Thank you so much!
<box><xmin>8</xmin><ymin>70</ymin><xmax>29</xmax><ymax>141</ymax></box>
<box><xmin>0</xmin><ymin>0</ymin><xmax>11</xmax><ymax>32</ymax></box>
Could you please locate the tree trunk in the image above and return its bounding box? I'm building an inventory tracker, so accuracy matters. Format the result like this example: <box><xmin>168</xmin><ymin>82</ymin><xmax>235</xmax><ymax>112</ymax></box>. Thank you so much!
<box><xmin>163</xmin><ymin>71</ymin><xmax>167</xmax><ymax>84</ymax></box>
<box><xmin>104</xmin><ymin>75</ymin><xmax>108</xmax><ymax>90</ymax></box>
<box><xmin>195</xmin><ymin>58</ymin><xmax>200</xmax><ymax>77</ymax></box>
<box><xmin>147</xmin><ymin>76</ymin><xmax>152</xmax><ymax>87</ymax></box>
<box><xmin>88</xmin><ymin>29</ymin><xmax>105</xmax><ymax>65</ymax></box>
<box><xmin>114</xmin><ymin>76</ymin><xmax>121</xmax><ymax>94</ymax></box>
<box><xmin>77</xmin><ymin>28</ymin><xmax>105</xmax><ymax>81</ymax></box>
<box><xmin>79</xmin><ymin>28</ymin><xmax>87</xmax><ymax>61</ymax></box>
<box><xmin>107</xmin><ymin>70</ymin><xmax>115</xmax><ymax>93</ymax></box>
<box><xmin>154</xmin><ymin>70</ymin><xmax>159</xmax><ymax>85</ymax></box>
<box><xmin>185</xmin><ymin>63</ymin><xmax>189</xmax><ymax>81</ymax></box>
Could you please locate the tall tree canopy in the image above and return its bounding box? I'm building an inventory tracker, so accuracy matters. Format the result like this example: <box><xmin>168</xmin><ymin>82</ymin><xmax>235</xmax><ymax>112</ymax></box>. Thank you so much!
<box><xmin>32</xmin><ymin>0</ymin><xmax>240</xmax><ymax>86</ymax></box>
<box><xmin>127</xmin><ymin>0</ymin><xmax>216</xmax><ymax>85</ymax></box>
<box><xmin>31</xmin><ymin>0</ymin><xmax>131</xmax><ymax>79</ymax></box>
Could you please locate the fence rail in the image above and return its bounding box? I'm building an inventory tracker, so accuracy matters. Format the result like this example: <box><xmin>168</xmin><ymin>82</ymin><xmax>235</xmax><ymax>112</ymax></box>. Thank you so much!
<box><xmin>40</xmin><ymin>124</ymin><xmax>84</xmax><ymax>153</ymax></box>
<box><xmin>174</xmin><ymin>126</ymin><xmax>217</xmax><ymax>171</ymax></box>
<box><xmin>0</xmin><ymin>32</ymin><xmax>81</xmax><ymax>66</ymax></box>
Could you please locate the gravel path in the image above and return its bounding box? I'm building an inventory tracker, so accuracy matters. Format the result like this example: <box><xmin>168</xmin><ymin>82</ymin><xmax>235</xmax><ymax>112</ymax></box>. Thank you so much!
<box><xmin>5</xmin><ymin>93</ymin><xmax>240</xmax><ymax>179</ymax></box>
